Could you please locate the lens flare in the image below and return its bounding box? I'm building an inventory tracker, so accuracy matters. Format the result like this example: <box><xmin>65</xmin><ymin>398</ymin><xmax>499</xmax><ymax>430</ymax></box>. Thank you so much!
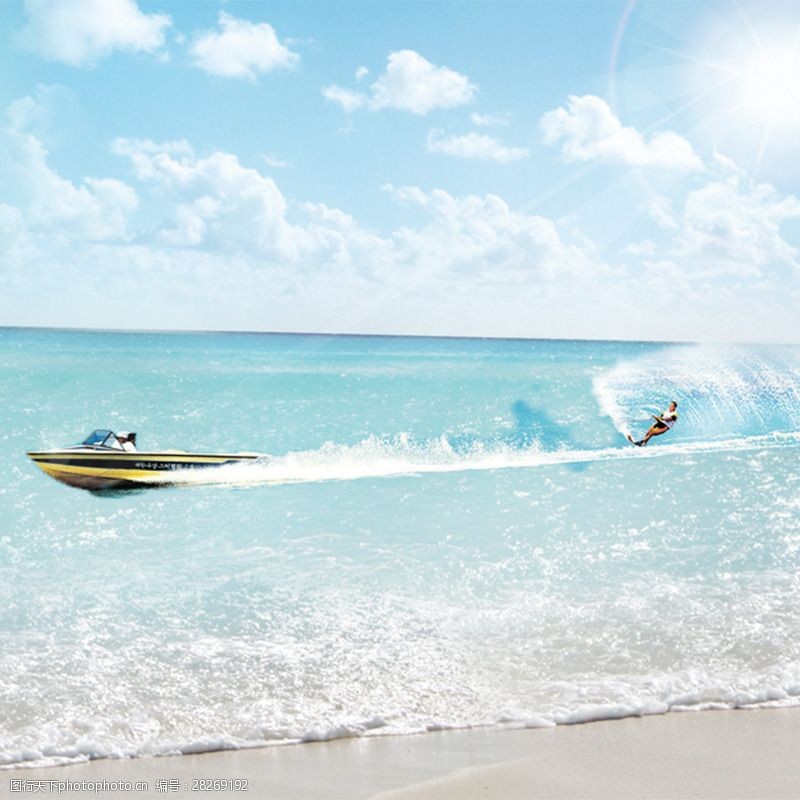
<box><xmin>738</xmin><ymin>46</ymin><xmax>800</xmax><ymax>130</ymax></box>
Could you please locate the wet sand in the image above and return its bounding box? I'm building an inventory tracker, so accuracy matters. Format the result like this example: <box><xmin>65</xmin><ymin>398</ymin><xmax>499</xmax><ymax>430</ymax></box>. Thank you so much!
<box><xmin>3</xmin><ymin>708</ymin><xmax>799</xmax><ymax>800</ymax></box>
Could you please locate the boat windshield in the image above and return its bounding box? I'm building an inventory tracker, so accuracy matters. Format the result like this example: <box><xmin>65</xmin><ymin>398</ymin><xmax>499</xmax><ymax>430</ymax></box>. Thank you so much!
<box><xmin>81</xmin><ymin>430</ymin><xmax>120</xmax><ymax>448</ymax></box>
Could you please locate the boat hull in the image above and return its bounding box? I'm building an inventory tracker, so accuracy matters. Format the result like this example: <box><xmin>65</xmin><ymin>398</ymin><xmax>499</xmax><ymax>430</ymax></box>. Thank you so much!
<box><xmin>26</xmin><ymin>450</ymin><xmax>261</xmax><ymax>491</ymax></box>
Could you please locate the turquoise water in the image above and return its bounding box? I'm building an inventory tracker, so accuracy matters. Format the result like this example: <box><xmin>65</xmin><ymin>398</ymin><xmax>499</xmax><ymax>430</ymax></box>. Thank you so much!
<box><xmin>2</xmin><ymin>329</ymin><xmax>800</xmax><ymax>766</ymax></box>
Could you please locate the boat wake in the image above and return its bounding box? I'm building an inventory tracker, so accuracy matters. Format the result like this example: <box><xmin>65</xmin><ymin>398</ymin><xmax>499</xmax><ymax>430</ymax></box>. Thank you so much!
<box><xmin>165</xmin><ymin>430</ymin><xmax>800</xmax><ymax>488</ymax></box>
<box><xmin>109</xmin><ymin>342</ymin><xmax>800</xmax><ymax>491</ymax></box>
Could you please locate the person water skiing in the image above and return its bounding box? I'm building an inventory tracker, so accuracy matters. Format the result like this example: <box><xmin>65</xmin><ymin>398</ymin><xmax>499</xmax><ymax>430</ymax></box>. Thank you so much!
<box><xmin>628</xmin><ymin>401</ymin><xmax>678</xmax><ymax>446</ymax></box>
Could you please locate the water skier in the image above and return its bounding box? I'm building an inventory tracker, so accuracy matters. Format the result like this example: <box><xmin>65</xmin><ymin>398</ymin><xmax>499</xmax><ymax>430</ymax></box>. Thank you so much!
<box><xmin>627</xmin><ymin>401</ymin><xmax>678</xmax><ymax>447</ymax></box>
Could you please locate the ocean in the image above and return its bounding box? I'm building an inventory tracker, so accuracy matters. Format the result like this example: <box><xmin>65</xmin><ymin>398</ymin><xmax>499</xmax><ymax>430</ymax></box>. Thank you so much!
<box><xmin>2</xmin><ymin>328</ymin><xmax>800</xmax><ymax>767</ymax></box>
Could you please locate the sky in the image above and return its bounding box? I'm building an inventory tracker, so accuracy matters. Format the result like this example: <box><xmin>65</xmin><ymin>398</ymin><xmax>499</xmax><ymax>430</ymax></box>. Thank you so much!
<box><xmin>1</xmin><ymin>0</ymin><xmax>800</xmax><ymax>342</ymax></box>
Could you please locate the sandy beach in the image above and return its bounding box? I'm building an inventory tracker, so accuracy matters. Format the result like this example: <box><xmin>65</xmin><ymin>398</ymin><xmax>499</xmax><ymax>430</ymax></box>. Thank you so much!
<box><xmin>3</xmin><ymin>708</ymin><xmax>799</xmax><ymax>800</ymax></box>
<box><xmin>5</xmin><ymin>0</ymin><xmax>800</xmax><ymax>793</ymax></box>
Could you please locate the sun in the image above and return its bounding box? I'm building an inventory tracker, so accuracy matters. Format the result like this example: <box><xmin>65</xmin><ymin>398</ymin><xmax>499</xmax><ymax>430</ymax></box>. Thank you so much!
<box><xmin>736</xmin><ymin>42</ymin><xmax>800</xmax><ymax>132</ymax></box>
<box><xmin>607</xmin><ymin>2</ymin><xmax>800</xmax><ymax>175</ymax></box>
<box><xmin>690</xmin><ymin>10</ymin><xmax>800</xmax><ymax>140</ymax></box>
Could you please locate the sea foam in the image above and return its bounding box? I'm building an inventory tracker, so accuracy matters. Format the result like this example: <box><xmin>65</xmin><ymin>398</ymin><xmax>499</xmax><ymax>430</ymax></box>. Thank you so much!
<box><xmin>4</xmin><ymin>331</ymin><xmax>800</xmax><ymax>770</ymax></box>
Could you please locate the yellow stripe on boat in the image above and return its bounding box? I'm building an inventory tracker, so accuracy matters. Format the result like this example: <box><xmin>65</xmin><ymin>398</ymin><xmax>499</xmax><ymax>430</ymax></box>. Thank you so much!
<box><xmin>34</xmin><ymin>461</ymin><xmax>168</xmax><ymax>484</ymax></box>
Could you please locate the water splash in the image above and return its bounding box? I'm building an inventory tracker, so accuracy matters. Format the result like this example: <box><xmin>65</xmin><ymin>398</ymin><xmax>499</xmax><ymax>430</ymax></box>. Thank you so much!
<box><xmin>163</xmin><ymin>430</ymin><xmax>800</xmax><ymax>488</ymax></box>
<box><xmin>593</xmin><ymin>344</ymin><xmax>800</xmax><ymax>440</ymax></box>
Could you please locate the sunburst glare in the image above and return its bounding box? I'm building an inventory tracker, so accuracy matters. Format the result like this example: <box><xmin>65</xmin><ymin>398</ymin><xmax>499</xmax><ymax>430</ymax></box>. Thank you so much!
<box><xmin>738</xmin><ymin>45</ymin><xmax>800</xmax><ymax>130</ymax></box>
<box><xmin>610</xmin><ymin>1</ymin><xmax>800</xmax><ymax>175</ymax></box>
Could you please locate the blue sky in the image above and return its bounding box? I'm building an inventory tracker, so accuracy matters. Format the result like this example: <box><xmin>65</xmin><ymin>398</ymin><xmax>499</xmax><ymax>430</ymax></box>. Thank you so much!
<box><xmin>1</xmin><ymin>0</ymin><xmax>800</xmax><ymax>342</ymax></box>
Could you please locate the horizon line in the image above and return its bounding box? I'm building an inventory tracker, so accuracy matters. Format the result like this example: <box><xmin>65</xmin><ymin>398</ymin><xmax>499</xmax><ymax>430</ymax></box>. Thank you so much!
<box><xmin>0</xmin><ymin>324</ymin><xmax>797</xmax><ymax>348</ymax></box>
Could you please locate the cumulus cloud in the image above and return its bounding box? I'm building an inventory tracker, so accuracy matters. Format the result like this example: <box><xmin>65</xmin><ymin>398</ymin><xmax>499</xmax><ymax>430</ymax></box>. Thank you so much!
<box><xmin>322</xmin><ymin>50</ymin><xmax>477</xmax><ymax>115</ymax></box>
<box><xmin>470</xmin><ymin>112</ymin><xmax>510</xmax><ymax>127</ymax></box>
<box><xmin>108</xmin><ymin>138</ymin><xmax>585</xmax><ymax>284</ymax></box>
<box><xmin>371</xmin><ymin>51</ymin><xmax>476</xmax><ymax>114</ymax></box>
<box><xmin>321</xmin><ymin>84</ymin><xmax>368</xmax><ymax>113</ymax></box>
<box><xmin>108</xmin><ymin>138</ymin><xmax>392</xmax><ymax>273</ymax></box>
<box><xmin>0</xmin><ymin>106</ymin><xmax>657</xmax><ymax>328</ymax></box>
<box><xmin>621</xmin><ymin>161</ymin><xmax>800</xmax><ymax>280</ymax></box>
<box><xmin>19</xmin><ymin>0</ymin><xmax>170</xmax><ymax>66</ymax></box>
<box><xmin>540</xmin><ymin>95</ymin><xmax>703</xmax><ymax>172</ymax></box>
<box><xmin>426</xmin><ymin>129</ymin><xmax>529</xmax><ymax>163</ymax></box>
<box><xmin>1</xmin><ymin>98</ymin><xmax>137</xmax><ymax>241</ymax></box>
<box><xmin>189</xmin><ymin>12</ymin><xmax>299</xmax><ymax>80</ymax></box>
<box><xmin>109</xmin><ymin>137</ymin><xmax>605</xmax><ymax>289</ymax></box>
<box><xmin>384</xmin><ymin>184</ymin><xmax>603</xmax><ymax>283</ymax></box>
<box><xmin>622</xmin><ymin>239</ymin><xmax>657</xmax><ymax>257</ymax></box>
<box><xmin>677</xmin><ymin>175</ymin><xmax>800</xmax><ymax>275</ymax></box>
<box><xmin>111</xmin><ymin>137</ymin><xmax>305</xmax><ymax>257</ymax></box>
<box><xmin>5</xmin><ymin>88</ymin><xmax>799</xmax><ymax>340</ymax></box>
<box><xmin>645</xmin><ymin>195</ymin><xmax>679</xmax><ymax>230</ymax></box>
<box><xmin>4</xmin><ymin>83</ymin><xmax>80</xmax><ymax>148</ymax></box>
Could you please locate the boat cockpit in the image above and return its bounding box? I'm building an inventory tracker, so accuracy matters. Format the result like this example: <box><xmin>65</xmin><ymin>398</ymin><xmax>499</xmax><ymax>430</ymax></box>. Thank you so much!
<box><xmin>74</xmin><ymin>430</ymin><xmax>137</xmax><ymax>451</ymax></box>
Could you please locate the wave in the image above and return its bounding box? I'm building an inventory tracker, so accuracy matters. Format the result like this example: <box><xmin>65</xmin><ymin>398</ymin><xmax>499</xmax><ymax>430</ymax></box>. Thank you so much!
<box><xmin>5</xmin><ymin>681</ymin><xmax>800</xmax><ymax>769</ymax></box>
<box><xmin>593</xmin><ymin>343</ymin><xmax>800</xmax><ymax>440</ymax></box>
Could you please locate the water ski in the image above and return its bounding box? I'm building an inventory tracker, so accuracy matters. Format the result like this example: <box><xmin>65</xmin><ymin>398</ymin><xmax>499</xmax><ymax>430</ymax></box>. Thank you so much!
<box><xmin>626</xmin><ymin>434</ymin><xmax>641</xmax><ymax>447</ymax></box>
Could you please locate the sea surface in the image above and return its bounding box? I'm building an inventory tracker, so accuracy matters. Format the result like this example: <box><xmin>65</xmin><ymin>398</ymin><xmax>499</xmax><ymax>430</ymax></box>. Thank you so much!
<box><xmin>2</xmin><ymin>328</ymin><xmax>800</xmax><ymax>767</ymax></box>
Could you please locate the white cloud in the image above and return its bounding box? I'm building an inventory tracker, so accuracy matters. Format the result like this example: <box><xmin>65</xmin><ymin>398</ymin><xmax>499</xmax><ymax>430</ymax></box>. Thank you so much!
<box><xmin>372</xmin><ymin>50</ymin><xmax>476</xmax><ymax>114</ymax></box>
<box><xmin>1</xmin><ymin>100</ymin><xmax>137</xmax><ymax>241</ymax></box>
<box><xmin>8</xmin><ymin>89</ymin><xmax>55</xmax><ymax>134</ymax></box>
<box><xmin>17</xmin><ymin>135</ymin><xmax>137</xmax><ymax>240</ymax></box>
<box><xmin>426</xmin><ymin>129</ymin><xmax>529</xmax><ymax>163</ymax></box>
<box><xmin>112</xmin><ymin>138</ymin><xmax>303</xmax><ymax>257</ymax></box>
<box><xmin>4</xmin><ymin>122</ymin><xmax>607</xmax><ymax>325</ymax></box>
<box><xmin>110</xmin><ymin>137</ymin><xmax>194</xmax><ymax>181</ymax></box>
<box><xmin>383</xmin><ymin>184</ymin><xmax>603</xmax><ymax>283</ymax></box>
<box><xmin>625</xmin><ymin>164</ymin><xmax>800</xmax><ymax>281</ymax></box>
<box><xmin>645</xmin><ymin>196</ymin><xmax>679</xmax><ymax>230</ymax></box>
<box><xmin>19</xmin><ymin>0</ymin><xmax>170</xmax><ymax>66</ymax></box>
<box><xmin>470</xmin><ymin>112</ymin><xmax>509</xmax><ymax>127</ymax></box>
<box><xmin>321</xmin><ymin>84</ymin><xmax>368</xmax><ymax>113</ymax></box>
<box><xmin>622</xmin><ymin>239</ymin><xmax>657</xmax><ymax>257</ymax></box>
<box><xmin>4</xmin><ymin>88</ymin><xmax>800</xmax><ymax>341</ymax></box>
<box><xmin>189</xmin><ymin>12</ymin><xmax>298</xmax><ymax>80</ymax></box>
<box><xmin>263</xmin><ymin>153</ymin><xmax>292</xmax><ymax>169</ymax></box>
<box><xmin>0</xmin><ymin>203</ymin><xmax>37</xmax><ymax>267</ymax></box>
<box><xmin>677</xmin><ymin>175</ymin><xmax>800</xmax><ymax>274</ymax></box>
<box><xmin>354</xmin><ymin>66</ymin><xmax>369</xmax><ymax>81</ymax></box>
<box><xmin>109</xmin><ymin>138</ymin><xmax>391</xmax><ymax>271</ymax></box>
<box><xmin>5</xmin><ymin>83</ymin><xmax>77</xmax><ymax>147</ymax></box>
<box><xmin>540</xmin><ymin>95</ymin><xmax>703</xmax><ymax>172</ymax></box>
<box><xmin>322</xmin><ymin>50</ymin><xmax>477</xmax><ymax>115</ymax></box>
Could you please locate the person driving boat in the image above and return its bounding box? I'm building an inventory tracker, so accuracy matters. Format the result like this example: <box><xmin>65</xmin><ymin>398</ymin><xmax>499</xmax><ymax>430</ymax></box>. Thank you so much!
<box><xmin>117</xmin><ymin>431</ymin><xmax>137</xmax><ymax>452</ymax></box>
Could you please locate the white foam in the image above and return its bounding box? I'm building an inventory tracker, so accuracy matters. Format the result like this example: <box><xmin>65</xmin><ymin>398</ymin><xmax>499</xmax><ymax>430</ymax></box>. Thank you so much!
<box><xmin>163</xmin><ymin>430</ymin><xmax>800</xmax><ymax>489</ymax></box>
<box><xmin>593</xmin><ymin>343</ymin><xmax>800</xmax><ymax>439</ymax></box>
<box><xmin>5</xmin><ymin>693</ymin><xmax>800</xmax><ymax>770</ymax></box>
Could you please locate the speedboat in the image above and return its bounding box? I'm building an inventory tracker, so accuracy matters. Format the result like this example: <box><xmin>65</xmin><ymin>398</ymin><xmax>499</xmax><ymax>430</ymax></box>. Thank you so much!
<box><xmin>27</xmin><ymin>430</ymin><xmax>261</xmax><ymax>491</ymax></box>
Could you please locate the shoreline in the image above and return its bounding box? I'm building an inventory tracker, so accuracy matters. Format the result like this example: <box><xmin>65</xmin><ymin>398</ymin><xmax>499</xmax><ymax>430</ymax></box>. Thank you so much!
<box><xmin>3</xmin><ymin>707</ymin><xmax>800</xmax><ymax>799</ymax></box>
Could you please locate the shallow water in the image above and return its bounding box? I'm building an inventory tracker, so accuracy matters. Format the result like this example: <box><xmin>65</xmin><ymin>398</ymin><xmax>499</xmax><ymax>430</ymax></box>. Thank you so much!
<box><xmin>1</xmin><ymin>329</ymin><xmax>799</xmax><ymax>766</ymax></box>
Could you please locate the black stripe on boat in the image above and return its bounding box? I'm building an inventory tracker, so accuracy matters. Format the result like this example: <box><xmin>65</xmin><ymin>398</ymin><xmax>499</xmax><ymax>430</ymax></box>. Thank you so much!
<box><xmin>28</xmin><ymin>457</ymin><xmax>245</xmax><ymax>471</ymax></box>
